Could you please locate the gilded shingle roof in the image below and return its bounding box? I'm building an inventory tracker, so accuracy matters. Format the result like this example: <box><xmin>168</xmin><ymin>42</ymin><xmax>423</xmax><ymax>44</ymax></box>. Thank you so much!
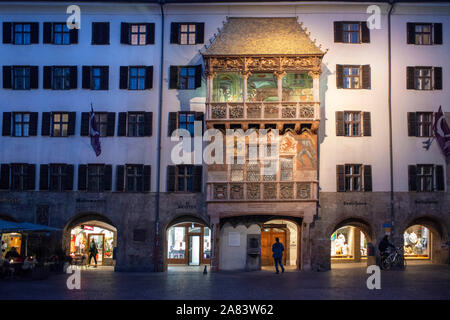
<box><xmin>202</xmin><ymin>17</ymin><xmax>325</xmax><ymax>56</ymax></box>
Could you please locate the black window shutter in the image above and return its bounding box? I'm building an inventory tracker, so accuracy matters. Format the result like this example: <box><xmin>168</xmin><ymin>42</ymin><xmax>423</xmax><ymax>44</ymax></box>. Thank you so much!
<box><xmin>406</xmin><ymin>67</ymin><xmax>415</xmax><ymax>89</ymax></box>
<box><xmin>167</xmin><ymin>165</ymin><xmax>176</xmax><ymax>192</ymax></box>
<box><xmin>407</xmin><ymin>23</ymin><xmax>416</xmax><ymax>44</ymax></box>
<box><xmin>26</xmin><ymin>164</ymin><xmax>36</xmax><ymax>190</ymax></box>
<box><xmin>407</xmin><ymin>112</ymin><xmax>417</xmax><ymax>137</ymax></box>
<box><xmin>434</xmin><ymin>67</ymin><xmax>442</xmax><ymax>90</ymax></box>
<box><xmin>106</xmin><ymin>112</ymin><xmax>115</xmax><ymax>136</ymax></box>
<box><xmin>82</xmin><ymin>66</ymin><xmax>91</xmax><ymax>89</ymax></box>
<box><xmin>39</xmin><ymin>164</ymin><xmax>49</xmax><ymax>191</ymax></box>
<box><xmin>0</xmin><ymin>164</ymin><xmax>10</xmax><ymax>190</ymax></box>
<box><xmin>363</xmin><ymin>112</ymin><xmax>371</xmax><ymax>136</ymax></box>
<box><xmin>119</xmin><ymin>66</ymin><xmax>128</xmax><ymax>89</ymax></box>
<box><xmin>193</xmin><ymin>166</ymin><xmax>202</xmax><ymax>192</ymax></box>
<box><xmin>169</xmin><ymin>66</ymin><xmax>179</xmax><ymax>89</ymax></box>
<box><xmin>408</xmin><ymin>165</ymin><xmax>417</xmax><ymax>192</ymax></box>
<box><xmin>43</xmin><ymin>22</ymin><xmax>52</xmax><ymax>44</ymax></box>
<box><xmin>195</xmin><ymin>112</ymin><xmax>204</xmax><ymax>134</ymax></box>
<box><xmin>30</xmin><ymin>23</ymin><xmax>39</xmax><ymax>44</ymax></box>
<box><xmin>64</xmin><ymin>164</ymin><xmax>74</xmax><ymax>191</ymax></box>
<box><xmin>3</xmin><ymin>22</ymin><xmax>12</xmax><ymax>43</ymax></box>
<box><xmin>434</xmin><ymin>23</ymin><xmax>443</xmax><ymax>45</ymax></box>
<box><xmin>335</xmin><ymin>111</ymin><xmax>344</xmax><ymax>136</ymax></box>
<box><xmin>143</xmin><ymin>165</ymin><xmax>151</xmax><ymax>192</ymax></box>
<box><xmin>195</xmin><ymin>23</ymin><xmax>204</xmax><ymax>44</ymax></box>
<box><xmin>361</xmin><ymin>21</ymin><xmax>370</xmax><ymax>43</ymax></box>
<box><xmin>3</xmin><ymin>66</ymin><xmax>12</xmax><ymax>89</ymax></box>
<box><xmin>118</xmin><ymin>112</ymin><xmax>127</xmax><ymax>136</ymax></box>
<box><xmin>116</xmin><ymin>165</ymin><xmax>125</xmax><ymax>192</ymax></box>
<box><xmin>29</xmin><ymin>112</ymin><xmax>38</xmax><ymax>136</ymax></box>
<box><xmin>333</xmin><ymin>22</ymin><xmax>343</xmax><ymax>43</ymax></box>
<box><xmin>100</xmin><ymin>66</ymin><xmax>109</xmax><ymax>90</ymax></box>
<box><xmin>104</xmin><ymin>165</ymin><xmax>112</xmax><ymax>191</ymax></box>
<box><xmin>43</xmin><ymin>66</ymin><xmax>52</xmax><ymax>89</ymax></box>
<box><xmin>145</xmin><ymin>66</ymin><xmax>153</xmax><ymax>89</ymax></box>
<box><xmin>168</xmin><ymin>112</ymin><xmax>178</xmax><ymax>136</ymax></box>
<box><xmin>69</xmin><ymin>66</ymin><xmax>77</xmax><ymax>89</ymax></box>
<box><xmin>363</xmin><ymin>165</ymin><xmax>372</xmax><ymax>192</ymax></box>
<box><xmin>144</xmin><ymin>112</ymin><xmax>153</xmax><ymax>136</ymax></box>
<box><xmin>336</xmin><ymin>65</ymin><xmax>344</xmax><ymax>89</ymax></box>
<box><xmin>435</xmin><ymin>165</ymin><xmax>444</xmax><ymax>191</ymax></box>
<box><xmin>80</xmin><ymin>112</ymin><xmax>90</xmax><ymax>136</ymax></box>
<box><xmin>170</xmin><ymin>23</ymin><xmax>180</xmax><ymax>44</ymax></box>
<box><xmin>362</xmin><ymin>65</ymin><xmax>371</xmax><ymax>89</ymax></box>
<box><xmin>103</xmin><ymin>22</ymin><xmax>110</xmax><ymax>44</ymax></box>
<box><xmin>67</xmin><ymin>112</ymin><xmax>76</xmax><ymax>136</ymax></box>
<box><xmin>120</xmin><ymin>23</ymin><xmax>129</xmax><ymax>44</ymax></box>
<box><xmin>41</xmin><ymin>112</ymin><xmax>51</xmax><ymax>136</ymax></box>
<box><xmin>146</xmin><ymin>23</ymin><xmax>155</xmax><ymax>44</ymax></box>
<box><xmin>194</xmin><ymin>65</ymin><xmax>202</xmax><ymax>89</ymax></box>
<box><xmin>92</xmin><ymin>22</ymin><xmax>99</xmax><ymax>44</ymax></box>
<box><xmin>30</xmin><ymin>66</ymin><xmax>38</xmax><ymax>89</ymax></box>
<box><xmin>336</xmin><ymin>165</ymin><xmax>345</xmax><ymax>192</ymax></box>
<box><xmin>69</xmin><ymin>28</ymin><xmax>78</xmax><ymax>44</ymax></box>
<box><xmin>2</xmin><ymin>112</ymin><xmax>11</xmax><ymax>136</ymax></box>
<box><xmin>78</xmin><ymin>164</ymin><xmax>87</xmax><ymax>191</ymax></box>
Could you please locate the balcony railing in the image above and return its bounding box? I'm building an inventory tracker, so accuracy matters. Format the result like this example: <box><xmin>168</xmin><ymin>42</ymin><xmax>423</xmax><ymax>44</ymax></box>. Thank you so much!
<box><xmin>206</xmin><ymin>102</ymin><xmax>319</xmax><ymax>121</ymax></box>
<box><xmin>206</xmin><ymin>181</ymin><xmax>318</xmax><ymax>202</ymax></box>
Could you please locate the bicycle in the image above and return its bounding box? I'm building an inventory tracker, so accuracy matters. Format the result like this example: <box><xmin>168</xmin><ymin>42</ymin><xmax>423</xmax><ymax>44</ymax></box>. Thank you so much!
<box><xmin>380</xmin><ymin>246</ymin><xmax>406</xmax><ymax>270</ymax></box>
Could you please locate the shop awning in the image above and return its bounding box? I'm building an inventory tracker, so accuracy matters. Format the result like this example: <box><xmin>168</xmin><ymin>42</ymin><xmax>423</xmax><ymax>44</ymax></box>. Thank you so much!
<box><xmin>0</xmin><ymin>219</ymin><xmax>60</xmax><ymax>233</ymax></box>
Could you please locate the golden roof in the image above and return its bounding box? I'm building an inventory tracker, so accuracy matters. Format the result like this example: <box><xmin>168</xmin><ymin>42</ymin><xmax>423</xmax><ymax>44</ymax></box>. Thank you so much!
<box><xmin>202</xmin><ymin>17</ymin><xmax>325</xmax><ymax>56</ymax></box>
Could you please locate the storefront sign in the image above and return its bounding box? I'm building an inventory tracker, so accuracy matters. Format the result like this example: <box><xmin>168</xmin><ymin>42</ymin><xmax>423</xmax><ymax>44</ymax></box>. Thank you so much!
<box><xmin>228</xmin><ymin>232</ymin><xmax>240</xmax><ymax>247</ymax></box>
<box><xmin>0</xmin><ymin>198</ymin><xmax>20</xmax><ymax>204</ymax></box>
<box><xmin>76</xmin><ymin>199</ymin><xmax>106</xmax><ymax>203</ymax></box>
<box><xmin>83</xmin><ymin>225</ymin><xmax>94</xmax><ymax>231</ymax></box>
<box><xmin>343</xmin><ymin>201</ymin><xmax>368</xmax><ymax>206</ymax></box>
<box><xmin>176</xmin><ymin>201</ymin><xmax>197</xmax><ymax>210</ymax></box>
<box><xmin>415</xmin><ymin>200</ymin><xmax>438</xmax><ymax>205</ymax></box>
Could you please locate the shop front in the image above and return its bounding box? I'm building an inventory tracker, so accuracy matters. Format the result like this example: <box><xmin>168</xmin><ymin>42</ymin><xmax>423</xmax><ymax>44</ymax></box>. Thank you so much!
<box><xmin>1</xmin><ymin>232</ymin><xmax>22</xmax><ymax>257</ymax></box>
<box><xmin>167</xmin><ymin>223</ymin><xmax>211</xmax><ymax>266</ymax></box>
<box><xmin>331</xmin><ymin>226</ymin><xmax>367</xmax><ymax>261</ymax></box>
<box><xmin>403</xmin><ymin>225</ymin><xmax>430</xmax><ymax>259</ymax></box>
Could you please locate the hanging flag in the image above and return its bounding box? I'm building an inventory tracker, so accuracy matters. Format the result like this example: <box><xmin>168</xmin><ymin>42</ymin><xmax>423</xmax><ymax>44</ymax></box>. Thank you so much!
<box><xmin>433</xmin><ymin>106</ymin><xmax>450</xmax><ymax>157</ymax></box>
<box><xmin>90</xmin><ymin>104</ymin><xmax>101</xmax><ymax>157</ymax></box>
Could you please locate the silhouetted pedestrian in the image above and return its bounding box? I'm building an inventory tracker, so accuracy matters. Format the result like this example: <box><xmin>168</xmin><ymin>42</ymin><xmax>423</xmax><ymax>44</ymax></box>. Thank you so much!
<box><xmin>272</xmin><ymin>237</ymin><xmax>285</xmax><ymax>274</ymax></box>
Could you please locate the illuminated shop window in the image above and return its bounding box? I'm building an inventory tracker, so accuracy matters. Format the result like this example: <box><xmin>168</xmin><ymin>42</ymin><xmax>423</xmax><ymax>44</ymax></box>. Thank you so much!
<box><xmin>403</xmin><ymin>225</ymin><xmax>430</xmax><ymax>259</ymax></box>
<box><xmin>330</xmin><ymin>226</ymin><xmax>367</xmax><ymax>259</ymax></box>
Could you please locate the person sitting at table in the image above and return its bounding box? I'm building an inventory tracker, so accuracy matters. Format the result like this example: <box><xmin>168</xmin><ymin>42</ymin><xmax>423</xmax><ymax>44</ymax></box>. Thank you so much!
<box><xmin>5</xmin><ymin>247</ymin><xmax>20</xmax><ymax>260</ymax></box>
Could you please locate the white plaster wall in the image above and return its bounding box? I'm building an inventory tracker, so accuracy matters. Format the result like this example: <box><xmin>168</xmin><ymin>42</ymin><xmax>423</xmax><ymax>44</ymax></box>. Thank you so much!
<box><xmin>219</xmin><ymin>223</ymin><xmax>260</xmax><ymax>270</ymax></box>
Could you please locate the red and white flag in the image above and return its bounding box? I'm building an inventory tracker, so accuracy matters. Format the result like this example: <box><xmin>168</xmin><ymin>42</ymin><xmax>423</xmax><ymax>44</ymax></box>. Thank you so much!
<box><xmin>90</xmin><ymin>105</ymin><xmax>101</xmax><ymax>157</ymax></box>
<box><xmin>433</xmin><ymin>106</ymin><xmax>450</xmax><ymax>157</ymax></box>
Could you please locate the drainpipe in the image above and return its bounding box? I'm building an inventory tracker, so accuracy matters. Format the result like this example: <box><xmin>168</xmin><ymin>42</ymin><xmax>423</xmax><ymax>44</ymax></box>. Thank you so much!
<box><xmin>154</xmin><ymin>0</ymin><xmax>165</xmax><ymax>272</ymax></box>
<box><xmin>387</xmin><ymin>1</ymin><xmax>395</xmax><ymax>238</ymax></box>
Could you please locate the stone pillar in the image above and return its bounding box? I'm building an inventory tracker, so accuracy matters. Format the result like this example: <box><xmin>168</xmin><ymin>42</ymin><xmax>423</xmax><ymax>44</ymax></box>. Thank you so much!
<box><xmin>311</xmin><ymin>71</ymin><xmax>320</xmax><ymax>102</ymax></box>
<box><xmin>301</xmin><ymin>222</ymin><xmax>312</xmax><ymax>271</ymax></box>
<box><xmin>274</xmin><ymin>71</ymin><xmax>286</xmax><ymax>102</ymax></box>
<box><xmin>242</xmin><ymin>71</ymin><xmax>250</xmax><ymax>102</ymax></box>
<box><xmin>210</xmin><ymin>217</ymin><xmax>220</xmax><ymax>272</ymax></box>
<box><xmin>206</xmin><ymin>72</ymin><xmax>215</xmax><ymax>104</ymax></box>
<box><xmin>354</xmin><ymin>228</ymin><xmax>361</xmax><ymax>262</ymax></box>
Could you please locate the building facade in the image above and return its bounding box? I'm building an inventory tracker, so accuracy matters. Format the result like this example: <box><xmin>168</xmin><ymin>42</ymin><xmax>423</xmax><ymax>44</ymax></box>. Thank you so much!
<box><xmin>0</xmin><ymin>0</ymin><xmax>449</xmax><ymax>272</ymax></box>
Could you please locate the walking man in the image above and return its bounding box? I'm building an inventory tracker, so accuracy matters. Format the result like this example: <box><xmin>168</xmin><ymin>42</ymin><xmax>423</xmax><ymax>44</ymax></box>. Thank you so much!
<box><xmin>88</xmin><ymin>239</ymin><xmax>98</xmax><ymax>268</ymax></box>
<box><xmin>272</xmin><ymin>237</ymin><xmax>285</xmax><ymax>274</ymax></box>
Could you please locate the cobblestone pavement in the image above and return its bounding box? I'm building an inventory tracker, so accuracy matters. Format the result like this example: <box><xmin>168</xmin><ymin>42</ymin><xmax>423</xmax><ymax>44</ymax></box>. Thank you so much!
<box><xmin>0</xmin><ymin>262</ymin><xmax>449</xmax><ymax>300</ymax></box>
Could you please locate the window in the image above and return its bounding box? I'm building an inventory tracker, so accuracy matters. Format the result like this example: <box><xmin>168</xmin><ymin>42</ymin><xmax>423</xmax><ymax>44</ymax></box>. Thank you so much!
<box><xmin>336</xmin><ymin>65</ymin><xmax>371</xmax><ymax>89</ymax></box>
<box><xmin>409</xmin><ymin>164</ymin><xmax>445</xmax><ymax>192</ymax></box>
<box><xmin>13</xmin><ymin>67</ymin><xmax>30</xmax><ymax>90</ymax></box>
<box><xmin>127</xmin><ymin>113</ymin><xmax>145</xmax><ymax>137</ymax></box>
<box><xmin>170</xmin><ymin>22</ymin><xmax>204</xmax><ymax>45</ymax></box>
<box><xmin>49</xmin><ymin>164</ymin><xmax>67</xmax><ymax>191</ymax></box>
<box><xmin>414</xmin><ymin>24</ymin><xmax>432</xmax><ymax>45</ymax></box>
<box><xmin>11</xmin><ymin>164</ymin><xmax>29</xmax><ymax>191</ymax></box>
<box><xmin>13</xmin><ymin>113</ymin><xmax>30</xmax><ymax>137</ymax></box>
<box><xmin>334</xmin><ymin>21</ymin><xmax>370</xmax><ymax>44</ymax></box>
<box><xmin>126</xmin><ymin>165</ymin><xmax>144</xmax><ymax>192</ymax></box>
<box><xmin>280</xmin><ymin>158</ymin><xmax>293</xmax><ymax>181</ymax></box>
<box><xmin>52</xmin><ymin>112</ymin><xmax>69</xmax><ymax>137</ymax></box>
<box><xmin>87</xmin><ymin>165</ymin><xmax>105</xmax><ymax>192</ymax></box>
<box><xmin>180</xmin><ymin>24</ymin><xmax>196</xmax><ymax>45</ymax></box>
<box><xmin>179</xmin><ymin>67</ymin><xmax>196</xmax><ymax>90</ymax></box>
<box><xmin>177</xmin><ymin>165</ymin><xmax>193</xmax><ymax>192</ymax></box>
<box><xmin>91</xmin><ymin>67</ymin><xmax>102</xmax><ymax>90</ymax></box>
<box><xmin>343</xmin><ymin>67</ymin><xmax>360</xmax><ymax>89</ymax></box>
<box><xmin>169</xmin><ymin>65</ymin><xmax>202</xmax><ymax>90</ymax></box>
<box><xmin>417</xmin><ymin>112</ymin><xmax>433</xmax><ymax>137</ymax></box>
<box><xmin>92</xmin><ymin>22</ymin><xmax>109</xmax><ymax>45</ymax></box>
<box><xmin>13</xmin><ymin>23</ymin><xmax>31</xmax><ymax>44</ymax></box>
<box><xmin>344</xmin><ymin>164</ymin><xmax>362</xmax><ymax>192</ymax></box>
<box><xmin>344</xmin><ymin>112</ymin><xmax>361</xmax><ymax>136</ymax></box>
<box><xmin>407</xmin><ymin>66</ymin><xmax>442</xmax><ymax>90</ymax></box>
<box><xmin>93</xmin><ymin>113</ymin><xmax>108</xmax><ymax>137</ymax></box>
<box><xmin>129</xmin><ymin>67</ymin><xmax>146</xmax><ymax>90</ymax></box>
<box><xmin>53</xmin><ymin>23</ymin><xmax>70</xmax><ymax>45</ymax></box>
<box><xmin>415</xmin><ymin>67</ymin><xmax>432</xmax><ymax>90</ymax></box>
<box><xmin>53</xmin><ymin>67</ymin><xmax>71</xmax><ymax>90</ymax></box>
<box><xmin>417</xmin><ymin>165</ymin><xmax>434</xmax><ymax>192</ymax></box>
<box><xmin>407</xmin><ymin>23</ymin><xmax>442</xmax><ymax>45</ymax></box>
<box><xmin>178</xmin><ymin>112</ymin><xmax>195</xmax><ymax>136</ymax></box>
<box><xmin>121</xmin><ymin>23</ymin><xmax>154</xmax><ymax>45</ymax></box>
<box><xmin>167</xmin><ymin>165</ymin><xmax>202</xmax><ymax>192</ymax></box>
<box><xmin>343</xmin><ymin>23</ymin><xmax>360</xmax><ymax>43</ymax></box>
<box><xmin>82</xmin><ymin>66</ymin><xmax>108</xmax><ymax>90</ymax></box>
<box><xmin>130</xmin><ymin>24</ymin><xmax>147</xmax><ymax>45</ymax></box>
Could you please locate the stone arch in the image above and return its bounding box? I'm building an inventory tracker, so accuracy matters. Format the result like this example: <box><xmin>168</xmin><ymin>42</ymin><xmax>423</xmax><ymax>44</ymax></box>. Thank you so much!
<box><xmin>165</xmin><ymin>214</ymin><xmax>210</xmax><ymax>231</ymax></box>
<box><xmin>329</xmin><ymin>217</ymin><xmax>374</xmax><ymax>242</ymax></box>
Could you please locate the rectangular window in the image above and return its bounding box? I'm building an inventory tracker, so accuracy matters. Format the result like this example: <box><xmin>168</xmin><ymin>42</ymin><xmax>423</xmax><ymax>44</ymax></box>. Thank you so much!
<box><xmin>231</xmin><ymin>163</ymin><xmax>244</xmax><ymax>182</ymax></box>
<box><xmin>344</xmin><ymin>164</ymin><xmax>362</xmax><ymax>192</ymax></box>
<box><xmin>87</xmin><ymin>165</ymin><xmax>104</xmax><ymax>192</ymax></box>
<box><xmin>344</xmin><ymin>112</ymin><xmax>361</xmax><ymax>136</ymax></box>
<box><xmin>49</xmin><ymin>164</ymin><xmax>67</xmax><ymax>192</ymax></box>
<box><xmin>280</xmin><ymin>158</ymin><xmax>293</xmax><ymax>181</ymax></box>
<box><xmin>127</xmin><ymin>113</ymin><xmax>145</xmax><ymax>137</ymax></box>
<box><xmin>126</xmin><ymin>165</ymin><xmax>144</xmax><ymax>192</ymax></box>
<box><xmin>91</xmin><ymin>67</ymin><xmax>102</xmax><ymax>90</ymax></box>
<box><xmin>262</xmin><ymin>161</ymin><xmax>277</xmax><ymax>181</ymax></box>
<box><xmin>176</xmin><ymin>165</ymin><xmax>193</xmax><ymax>192</ymax></box>
<box><xmin>343</xmin><ymin>23</ymin><xmax>360</xmax><ymax>43</ymax></box>
<box><xmin>414</xmin><ymin>24</ymin><xmax>432</xmax><ymax>45</ymax></box>
<box><xmin>129</xmin><ymin>67</ymin><xmax>146</xmax><ymax>90</ymax></box>
<box><xmin>178</xmin><ymin>67</ymin><xmax>196</xmax><ymax>90</ymax></box>
<box><xmin>246</xmin><ymin>162</ymin><xmax>260</xmax><ymax>182</ymax></box>
<box><xmin>13</xmin><ymin>113</ymin><xmax>30</xmax><ymax>137</ymax></box>
<box><xmin>92</xmin><ymin>22</ymin><xmax>109</xmax><ymax>45</ymax></box>
<box><xmin>343</xmin><ymin>66</ymin><xmax>360</xmax><ymax>89</ymax></box>
<box><xmin>13</xmin><ymin>67</ymin><xmax>30</xmax><ymax>90</ymax></box>
<box><xmin>14</xmin><ymin>23</ymin><xmax>31</xmax><ymax>45</ymax></box>
<box><xmin>53</xmin><ymin>23</ymin><xmax>70</xmax><ymax>45</ymax></box>
<box><xmin>415</xmin><ymin>67</ymin><xmax>432</xmax><ymax>90</ymax></box>
<box><xmin>130</xmin><ymin>24</ymin><xmax>147</xmax><ymax>45</ymax></box>
<box><xmin>417</xmin><ymin>165</ymin><xmax>434</xmax><ymax>192</ymax></box>
<box><xmin>52</xmin><ymin>112</ymin><xmax>69</xmax><ymax>137</ymax></box>
<box><xmin>180</xmin><ymin>24</ymin><xmax>196</xmax><ymax>45</ymax></box>
<box><xmin>178</xmin><ymin>112</ymin><xmax>195</xmax><ymax>136</ymax></box>
<box><xmin>416</xmin><ymin>112</ymin><xmax>433</xmax><ymax>137</ymax></box>
<box><xmin>53</xmin><ymin>67</ymin><xmax>71</xmax><ymax>90</ymax></box>
<box><xmin>11</xmin><ymin>164</ymin><xmax>28</xmax><ymax>191</ymax></box>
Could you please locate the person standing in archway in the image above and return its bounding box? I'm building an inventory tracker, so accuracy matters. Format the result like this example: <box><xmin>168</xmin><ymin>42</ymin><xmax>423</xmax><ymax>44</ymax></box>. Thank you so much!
<box><xmin>272</xmin><ymin>237</ymin><xmax>285</xmax><ymax>274</ymax></box>
<box><xmin>88</xmin><ymin>239</ymin><xmax>98</xmax><ymax>268</ymax></box>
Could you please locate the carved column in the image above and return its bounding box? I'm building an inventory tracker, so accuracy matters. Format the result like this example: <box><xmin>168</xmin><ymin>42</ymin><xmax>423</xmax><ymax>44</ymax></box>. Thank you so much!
<box><xmin>205</xmin><ymin>71</ymin><xmax>216</xmax><ymax>104</ymax></box>
<box><xmin>242</xmin><ymin>71</ymin><xmax>251</xmax><ymax>102</ymax></box>
<box><xmin>310</xmin><ymin>71</ymin><xmax>321</xmax><ymax>102</ymax></box>
<box><xmin>274</xmin><ymin>71</ymin><xmax>286</xmax><ymax>102</ymax></box>
<box><xmin>210</xmin><ymin>217</ymin><xmax>220</xmax><ymax>272</ymax></box>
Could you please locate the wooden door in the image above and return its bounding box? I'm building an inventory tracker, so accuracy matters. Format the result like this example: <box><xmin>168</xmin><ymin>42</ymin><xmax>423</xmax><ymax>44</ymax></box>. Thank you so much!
<box><xmin>261</xmin><ymin>228</ymin><xmax>287</xmax><ymax>266</ymax></box>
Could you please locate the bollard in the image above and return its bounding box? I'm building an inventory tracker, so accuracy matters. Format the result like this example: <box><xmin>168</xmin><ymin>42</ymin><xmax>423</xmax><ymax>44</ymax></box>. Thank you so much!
<box><xmin>203</xmin><ymin>265</ymin><xmax>207</xmax><ymax>274</ymax></box>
